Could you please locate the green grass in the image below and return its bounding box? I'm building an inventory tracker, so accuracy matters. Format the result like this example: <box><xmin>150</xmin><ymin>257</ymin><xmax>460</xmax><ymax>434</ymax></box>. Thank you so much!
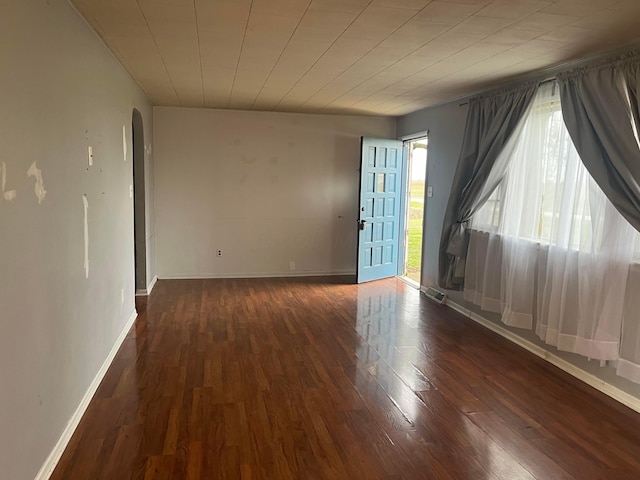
<box><xmin>405</xmin><ymin>208</ymin><xmax>423</xmax><ymax>283</ymax></box>
<box><xmin>410</xmin><ymin>181</ymin><xmax>425</xmax><ymax>201</ymax></box>
<box><xmin>404</xmin><ymin>181</ymin><xmax>425</xmax><ymax>283</ymax></box>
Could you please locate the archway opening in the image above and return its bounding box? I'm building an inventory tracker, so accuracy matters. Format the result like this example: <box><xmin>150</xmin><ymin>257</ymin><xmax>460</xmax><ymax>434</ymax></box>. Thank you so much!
<box><xmin>132</xmin><ymin>109</ymin><xmax>146</xmax><ymax>295</ymax></box>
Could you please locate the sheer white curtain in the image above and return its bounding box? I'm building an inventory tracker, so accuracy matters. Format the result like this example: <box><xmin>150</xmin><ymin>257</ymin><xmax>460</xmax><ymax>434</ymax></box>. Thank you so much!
<box><xmin>467</xmin><ymin>82</ymin><xmax>638</xmax><ymax>362</ymax></box>
<box><xmin>619</xmin><ymin>265</ymin><xmax>640</xmax><ymax>382</ymax></box>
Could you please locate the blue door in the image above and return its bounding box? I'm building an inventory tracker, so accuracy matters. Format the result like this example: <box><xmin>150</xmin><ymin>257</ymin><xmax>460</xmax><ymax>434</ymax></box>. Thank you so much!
<box><xmin>357</xmin><ymin>137</ymin><xmax>404</xmax><ymax>283</ymax></box>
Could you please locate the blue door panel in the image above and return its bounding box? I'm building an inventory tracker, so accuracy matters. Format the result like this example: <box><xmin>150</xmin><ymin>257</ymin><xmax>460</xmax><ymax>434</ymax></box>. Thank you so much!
<box><xmin>357</xmin><ymin>137</ymin><xmax>403</xmax><ymax>284</ymax></box>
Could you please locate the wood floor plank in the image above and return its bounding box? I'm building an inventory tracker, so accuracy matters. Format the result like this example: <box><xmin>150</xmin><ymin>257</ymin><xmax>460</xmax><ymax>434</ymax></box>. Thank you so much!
<box><xmin>51</xmin><ymin>277</ymin><xmax>640</xmax><ymax>479</ymax></box>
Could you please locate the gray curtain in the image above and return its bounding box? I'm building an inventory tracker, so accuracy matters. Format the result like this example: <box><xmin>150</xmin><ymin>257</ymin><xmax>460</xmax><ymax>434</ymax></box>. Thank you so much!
<box><xmin>627</xmin><ymin>58</ymin><xmax>640</xmax><ymax>137</ymax></box>
<box><xmin>438</xmin><ymin>82</ymin><xmax>539</xmax><ymax>290</ymax></box>
<box><xmin>558</xmin><ymin>53</ymin><xmax>640</xmax><ymax>233</ymax></box>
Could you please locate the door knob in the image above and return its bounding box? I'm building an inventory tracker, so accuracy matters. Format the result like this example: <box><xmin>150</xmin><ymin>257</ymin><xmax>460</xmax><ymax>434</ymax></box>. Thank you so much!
<box><xmin>358</xmin><ymin>219</ymin><xmax>367</xmax><ymax>231</ymax></box>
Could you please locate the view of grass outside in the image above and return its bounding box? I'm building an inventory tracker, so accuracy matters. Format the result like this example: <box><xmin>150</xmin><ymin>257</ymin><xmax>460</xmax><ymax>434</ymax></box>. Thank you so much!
<box><xmin>405</xmin><ymin>141</ymin><xmax>426</xmax><ymax>284</ymax></box>
<box><xmin>406</xmin><ymin>183</ymin><xmax>424</xmax><ymax>283</ymax></box>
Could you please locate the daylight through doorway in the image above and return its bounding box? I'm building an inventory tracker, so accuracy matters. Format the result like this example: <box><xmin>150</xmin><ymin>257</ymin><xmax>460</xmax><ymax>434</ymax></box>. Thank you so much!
<box><xmin>402</xmin><ymin>137</ymin><xmax>427</xmax><ymax>285</ymax></box>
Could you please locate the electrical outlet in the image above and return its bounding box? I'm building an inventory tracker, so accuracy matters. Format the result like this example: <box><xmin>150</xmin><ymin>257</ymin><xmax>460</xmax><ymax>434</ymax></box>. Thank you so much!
<box><xmin>427</xmin><ymin>186</ymin><xmax>433</xmax><ymax>197</ymax></box>
<box><xmin>217</xmin><ymin>250</ymin><xmax>222</xmax><ymax>257</ymax></box>
<box><xmin>88</xmin><ymin>146</ymin><xmax>93</xmax><ymax>166</ymax></box>
<box><xmin>289</xmin><ymin>261</ymin><xmax>295</xmax><ymax>271</ymax></box>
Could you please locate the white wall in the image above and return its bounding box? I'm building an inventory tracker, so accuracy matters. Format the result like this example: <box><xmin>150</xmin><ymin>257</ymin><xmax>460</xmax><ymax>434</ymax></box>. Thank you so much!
<box><xmin>397</xmin><ymin>102</ymin><xmax>469</xmax><ymax>287</ymax></box>
<box><xmin>0</xmin><ymin>1</ymin><xmax>153</xmax><ymax>478</ymax></box>
<box><xmin>154</xmin><ymin>107</ymin><xmax>396</xmax><ymax>278</ymax></box>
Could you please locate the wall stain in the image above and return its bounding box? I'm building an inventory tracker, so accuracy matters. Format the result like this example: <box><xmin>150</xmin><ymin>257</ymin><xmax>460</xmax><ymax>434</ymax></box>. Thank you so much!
<box><xmin>27</xmin><ymin>162</ymin><xmax>47</xmax><ymax>204</ymax></box>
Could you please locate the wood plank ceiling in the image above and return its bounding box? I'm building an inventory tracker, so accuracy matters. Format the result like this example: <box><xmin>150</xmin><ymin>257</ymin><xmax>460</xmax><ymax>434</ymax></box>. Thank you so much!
<box><xmin>71</xmin><ymin>0</ymin><xmax>640</xmax><ymax>116</ymax></box>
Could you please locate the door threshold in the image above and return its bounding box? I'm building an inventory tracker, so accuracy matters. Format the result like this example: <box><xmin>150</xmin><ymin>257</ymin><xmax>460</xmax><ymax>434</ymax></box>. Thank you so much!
<box><xmin>397</xmin><ymin>276</ymin><xmax>420</xmax><ymax>289</ymax></box>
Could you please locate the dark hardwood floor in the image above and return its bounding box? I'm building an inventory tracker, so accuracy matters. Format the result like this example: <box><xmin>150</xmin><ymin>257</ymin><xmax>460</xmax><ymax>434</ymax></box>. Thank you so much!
<box><xmin>51</xmin><ymin>277</ymin><xmax>640</xmax><ymax>479</ymax></box>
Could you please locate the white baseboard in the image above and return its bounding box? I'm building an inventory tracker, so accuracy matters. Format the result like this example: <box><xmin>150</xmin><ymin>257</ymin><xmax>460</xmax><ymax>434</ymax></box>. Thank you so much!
<box><xmin>158</xmin><ymin>270</ymin><xmax>356</xmax><ymax>280</ymax></box>
<box><xmin>147</xmin><ymin>275</ymin><xmax>158</xmax><ymax>294</ymax></box>
<box><xmin>397</xmin><ymin>276</ymin><xmax>420</xmax><ymax>289</ymax></box>
<box><xmin>134</xmin><ymin>275</ymin><xmax>158</xmax><ymax>297</ymax></box>
<box><xmin>34</xmin><ymin>309</ymin><xmax>138</xmax><ymax>480</ymax></box>
<box><xmin>445</xmin><ymin>299</ymin><xmax>640</xmax><ymax>415</ymax></box>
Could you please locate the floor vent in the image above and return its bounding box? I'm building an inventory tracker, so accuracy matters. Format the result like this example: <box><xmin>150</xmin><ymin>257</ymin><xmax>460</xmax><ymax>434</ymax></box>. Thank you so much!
<box><xmin>424</xmin><ymin>286</ymin><xmax>446</xmax><ymax>304</ymax></box>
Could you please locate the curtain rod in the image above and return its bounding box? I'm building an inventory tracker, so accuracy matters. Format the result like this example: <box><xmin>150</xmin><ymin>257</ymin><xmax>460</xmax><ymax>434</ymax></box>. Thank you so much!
<box><xmin>458</xmin><ymin>77</ymin><xmax>556</xmax><ymax>107</ymax></box>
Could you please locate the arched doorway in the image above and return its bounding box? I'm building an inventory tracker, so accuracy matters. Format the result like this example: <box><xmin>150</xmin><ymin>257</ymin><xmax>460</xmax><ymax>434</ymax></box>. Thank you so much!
<box><xmin>132</xmin><ymin>109</ymin><xmax>146</xmax><ymax>294</ymax></box>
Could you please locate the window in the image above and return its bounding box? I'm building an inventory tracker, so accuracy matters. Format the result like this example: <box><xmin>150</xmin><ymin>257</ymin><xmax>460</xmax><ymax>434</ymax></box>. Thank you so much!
<box><xmin>472</xmin><ymin>82</ymin><xmax>640</xmax><ymax>256</ymax></box>
<box><xmin>464</xmin><ymin>59</ymin><xmax>640</xmax><ymax>384</ymax></box>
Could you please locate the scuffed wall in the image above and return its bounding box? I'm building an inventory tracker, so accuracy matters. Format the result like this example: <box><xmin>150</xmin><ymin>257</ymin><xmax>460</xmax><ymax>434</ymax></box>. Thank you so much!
<box><xmin>0</xmin><ymin>0</ymin><xmax>153</xmax><ymax>478</ymax></box>
<box><xmin>154</xmin><ymin>107</ymin><xmax>396</xmax><ymax>278</ymax></box>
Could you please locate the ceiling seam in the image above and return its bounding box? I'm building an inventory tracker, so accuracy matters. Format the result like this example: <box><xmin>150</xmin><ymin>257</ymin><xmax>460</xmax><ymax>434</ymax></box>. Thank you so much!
<box><xmin>193</xmin><ymin>0</ymin><xmax>206</xmax><ymax>107</ymax></box>
<box><xmin>338</xmin><ymin>8</ymin><xmax>554</xmax><ymax>112</ymax></box>
<box><xmin>228</xmin><ymin>0</ymin><xmax>255</xmax><ymax>108</ymax></box>
<box><xmin>135</xmin><ymin>0</ymin><xmax>181</xmax><ymax>106</ymax></box>
<box><xmin>295</xmin><ymin>6</ymin><xmax>442</xmax><ymax>112</ymax></box>
<box><xmin>292</xmin><ymin>3</ymin><xmax>518</xmax><ymax>113</ymax></box>
<box><xmin>319</xmin><ymin>16</ymin><xmax>552</xmax><ymax>111</ymax></box>
<box><xmin>249</xmin><ymin>0</ymin><xmax>314</xmax><ymax>110</ymax></box>
<box><xmin>347</xmin><ymin>31</ymin><xmax>554</xmax><ymax>113</ymax></box>
<box><xmin>272</xmin><ymin>0</ymin><xmax>375</xmax><ymax>112</ymax></box>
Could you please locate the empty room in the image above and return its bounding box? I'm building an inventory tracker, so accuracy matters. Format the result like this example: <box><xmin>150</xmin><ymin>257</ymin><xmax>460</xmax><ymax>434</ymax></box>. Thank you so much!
<box><xmin>4</xmin><ymin>0</ymin><xmax>640</xmax><ymax>479</ymax></box>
